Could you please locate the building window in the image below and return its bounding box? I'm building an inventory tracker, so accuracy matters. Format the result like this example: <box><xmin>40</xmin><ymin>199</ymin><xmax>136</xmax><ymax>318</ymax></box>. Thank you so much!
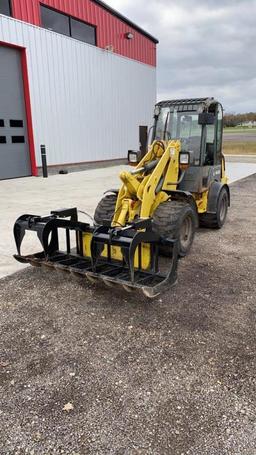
<box><xmin>40</xmin><ymin>5</ymin><xmax>96</xmax><ymax>46</ymax></box>
<box><xmin>41</xmin><ymin>6</ymin><xmax>70</xmax><ymax>37</ymax></box>
<box><xmin>70</xmin><ymin>17</ymin><xmax>96</xmax><ymax>45</ymax></box>
<box><xmin>0</xmin><ymin>0</ymin><xmax>11</xmax><ymax>16</ymax></box>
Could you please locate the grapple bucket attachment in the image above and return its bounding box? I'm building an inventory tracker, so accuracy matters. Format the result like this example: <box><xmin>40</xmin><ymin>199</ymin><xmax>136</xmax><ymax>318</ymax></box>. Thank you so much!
<box><xmin>13</xmin><ymin>208</ymin><xmax>178</xmax><ymax>298</ymax></box>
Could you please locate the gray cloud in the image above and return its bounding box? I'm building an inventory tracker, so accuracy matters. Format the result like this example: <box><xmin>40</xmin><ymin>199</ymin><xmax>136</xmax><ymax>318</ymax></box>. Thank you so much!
<box><xmin>108</xmin><ymin>0</ymin><xmax>256</xmax><ymax>112</ymax></box>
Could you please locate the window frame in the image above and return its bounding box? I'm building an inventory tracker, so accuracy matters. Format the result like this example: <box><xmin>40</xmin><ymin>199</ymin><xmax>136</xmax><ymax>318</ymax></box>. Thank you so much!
<box><xmin>0</xmin><ymin>0</ymin><xmax>12</xmax><ymax>17</ymax></box>
<box><xmin>216</xmin><ymin>103</ymin><xmax>224</xmax><ymax>165</ymax></box>
<box><xmin>70</xmin><ymin>16</ymin><xmax>97</xmax><ymax>47</ymax></box>
<box><xmin>39</xmin><ymin>4</ymin><xmax>97</xmax><ymax>46</ymax></box>
<box><xmin>40</xmin><ymin>4</ymin><xmax>71</xmax><ymax>37</ymax></box>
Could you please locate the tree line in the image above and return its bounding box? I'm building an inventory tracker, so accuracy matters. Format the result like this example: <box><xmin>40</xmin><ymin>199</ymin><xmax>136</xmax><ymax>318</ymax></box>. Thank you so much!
<box><xmin>224</xmin><ymin>112</ymin><xmax>256</xmax><ymax>127</ymax></box>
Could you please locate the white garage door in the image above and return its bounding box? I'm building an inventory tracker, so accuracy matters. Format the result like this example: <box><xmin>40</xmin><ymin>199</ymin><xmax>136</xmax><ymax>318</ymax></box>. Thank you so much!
<box><xmin>0</xmin><ymin>45</ymin><xmax>31</xmax><ymax>179</ymax></box>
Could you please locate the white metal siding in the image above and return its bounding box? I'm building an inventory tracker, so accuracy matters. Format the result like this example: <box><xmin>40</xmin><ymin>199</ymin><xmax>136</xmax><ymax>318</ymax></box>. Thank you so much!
<box><xmin>0</xmin><ymin>15</ymin><xmax>156</xmax><ymax>166</ymax></box>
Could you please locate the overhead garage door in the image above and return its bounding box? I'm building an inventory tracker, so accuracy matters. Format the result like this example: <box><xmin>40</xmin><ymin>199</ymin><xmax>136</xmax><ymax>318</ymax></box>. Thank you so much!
<box><xmin>0</xmin><ymin>46</ymin><xmax>31</xmax><ymax>179</ymax></box>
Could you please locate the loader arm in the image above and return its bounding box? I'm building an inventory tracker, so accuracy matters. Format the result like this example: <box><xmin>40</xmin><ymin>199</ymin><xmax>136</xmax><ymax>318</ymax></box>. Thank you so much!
<box><xmin>141</xmin><ymin>140</ymin><xmax>181</xmax><ymax>218</ymax></box>
<box><xmin>113</xmin><ymin>140</ymin><xmax>181</xmax><ymax>225</ymax></box>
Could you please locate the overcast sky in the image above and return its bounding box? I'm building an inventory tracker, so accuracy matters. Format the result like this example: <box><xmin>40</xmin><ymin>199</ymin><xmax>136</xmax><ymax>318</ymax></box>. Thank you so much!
<box><xmin>107</xmin><ymin>0</ymin><xmax>256</xmax><ymax>113</ymax></box>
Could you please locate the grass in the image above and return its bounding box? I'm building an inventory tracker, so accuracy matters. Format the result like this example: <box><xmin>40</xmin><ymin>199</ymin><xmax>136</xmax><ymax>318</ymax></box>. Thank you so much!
<box><xmin>223</xmin><ymin>141</ymin><xmax>256</xmax><ymax>155</ymax></box>
<box><xmin>223</xmin><ymin>127</ymin><xmax>256</xmax><ymax>134</ymax></box>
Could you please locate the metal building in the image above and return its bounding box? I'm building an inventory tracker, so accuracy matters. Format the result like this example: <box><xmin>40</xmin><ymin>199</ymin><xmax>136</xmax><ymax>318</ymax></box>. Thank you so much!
<box><xmin>0</xmin><ymin>0</ymin><xmax>158</xmax><ymax>179</ymax></box>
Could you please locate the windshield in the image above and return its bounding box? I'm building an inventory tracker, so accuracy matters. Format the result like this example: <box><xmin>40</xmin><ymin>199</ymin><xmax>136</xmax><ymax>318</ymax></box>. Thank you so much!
<box><xmin>154</xmin><ymin>107</ymin><xmax>202</xmax><ymax>162</ymax></box>
<box><xmin>155</xmin><ymin>108</ymin><xmax>202</xmax><ymax>140</ymax></box>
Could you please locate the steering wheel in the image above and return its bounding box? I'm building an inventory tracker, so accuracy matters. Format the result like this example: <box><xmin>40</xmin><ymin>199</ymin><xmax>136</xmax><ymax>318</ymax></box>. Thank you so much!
<box><xmin>164</xmin><ymin>131</ymin><xmax>172</xmax><ymax>141</ymax></box>
<box><xmin>152</xmin><ymin>140</ymin><xmax>166</xmax><ymax>159</ymax></box>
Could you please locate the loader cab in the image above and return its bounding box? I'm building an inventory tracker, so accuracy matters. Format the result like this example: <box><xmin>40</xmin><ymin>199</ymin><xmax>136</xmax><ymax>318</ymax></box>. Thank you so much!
<box><xmin>153</xmin><ymin>98</ymin><xmax>224</xmax><ymax>192</ymax></box>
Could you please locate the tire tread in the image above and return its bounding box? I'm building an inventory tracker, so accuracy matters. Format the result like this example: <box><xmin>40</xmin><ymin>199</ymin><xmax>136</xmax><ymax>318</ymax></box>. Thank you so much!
<box><xmin>94</xmin><ymin>194</ymin><xmax>117</xmax><ymax>225</ymax></box>
<box><xmin>153</xmin><ymin>200</ymin><xmax>197</xmax><ymax>257</ymax></box>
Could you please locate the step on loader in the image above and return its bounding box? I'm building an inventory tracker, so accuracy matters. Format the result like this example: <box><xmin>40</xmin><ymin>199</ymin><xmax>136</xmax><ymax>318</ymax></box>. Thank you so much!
<box><xmin>14</xmin><ymin>98</ymin><xmax>230</xmax><ymax>297</ymax></box>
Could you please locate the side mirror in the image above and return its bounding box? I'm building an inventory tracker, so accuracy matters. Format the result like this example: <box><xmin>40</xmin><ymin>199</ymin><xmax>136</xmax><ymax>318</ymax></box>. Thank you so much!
<box><xmin>198</xmin><ymin>112</ymin><xmax>215</xmax><ymax>125</ymax></box>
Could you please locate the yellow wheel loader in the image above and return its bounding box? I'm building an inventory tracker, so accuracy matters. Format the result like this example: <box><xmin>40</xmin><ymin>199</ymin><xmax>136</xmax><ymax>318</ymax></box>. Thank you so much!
<box><xmin>14</xmin><ymin>98</ymin><xmax>229</xmax><ymax>297</ymax></box>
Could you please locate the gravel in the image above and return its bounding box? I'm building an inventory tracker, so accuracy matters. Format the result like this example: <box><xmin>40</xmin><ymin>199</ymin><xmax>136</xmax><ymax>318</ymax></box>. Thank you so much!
<box><xmin>0</xmin><ymin>174</ymin><xmax>255</xmax><ymax>454</ymax></box>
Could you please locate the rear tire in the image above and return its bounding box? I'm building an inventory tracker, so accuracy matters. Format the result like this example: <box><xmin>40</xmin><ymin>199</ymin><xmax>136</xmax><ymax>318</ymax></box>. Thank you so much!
<box><xmin>152</xmin><ymin>200</ymin><xmax>197</xmax><ymax>257</ymax></box>
<box><xmin>199</xmin><ymin>187</ymin><xmax>229</xmax><ymax>229</ymax></box>
<box><xmin>94</xmin><ymin>194</ymin><xmax>117</xmax><ymax>225</ymax></box>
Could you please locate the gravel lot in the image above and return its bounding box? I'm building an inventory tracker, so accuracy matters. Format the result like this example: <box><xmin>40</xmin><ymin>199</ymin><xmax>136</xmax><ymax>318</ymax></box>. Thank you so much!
<box><xmin>0</xmin><ymin>175</ymin><xmax>255</xmax><ymax>455</ymax></box>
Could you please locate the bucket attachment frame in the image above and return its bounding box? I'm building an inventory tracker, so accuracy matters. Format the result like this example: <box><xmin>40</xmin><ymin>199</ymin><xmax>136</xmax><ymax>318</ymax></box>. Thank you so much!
<box><xmin>13</xmin><ymin>208</ymin><xmax>178</xmax><ymax>297</ymax></box>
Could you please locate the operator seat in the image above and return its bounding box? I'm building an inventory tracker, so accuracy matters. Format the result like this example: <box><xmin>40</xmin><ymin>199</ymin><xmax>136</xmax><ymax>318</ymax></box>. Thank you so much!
<box><xmin>183</xmin><ymin>136</ymin><xmax>201</xmax><ymax>163</ymax></box>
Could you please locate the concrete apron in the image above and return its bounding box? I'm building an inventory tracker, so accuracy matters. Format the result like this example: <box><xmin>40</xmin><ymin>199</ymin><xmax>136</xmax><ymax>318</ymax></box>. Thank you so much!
<box><xmin>225</xmin><ymin>154</ymin><xmax>256</xmax><ymax>163</ymax></box>
<box><xmin>0</xmin><ymin>162</ymin><xmax>256</xmax><ymax>279</ymax></box>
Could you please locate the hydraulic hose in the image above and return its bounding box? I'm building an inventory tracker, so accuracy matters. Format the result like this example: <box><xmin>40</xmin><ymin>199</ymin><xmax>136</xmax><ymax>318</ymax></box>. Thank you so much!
<box><xmin>131</xmin><ymin>159</ymin><xmax>159</xmax><ymax>175</ymax></box>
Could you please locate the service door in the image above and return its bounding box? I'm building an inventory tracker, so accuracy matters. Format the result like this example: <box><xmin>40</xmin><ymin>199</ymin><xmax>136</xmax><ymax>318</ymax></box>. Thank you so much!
<box><xmin>0</xmin><ymin>45</ymin><xmax>31</xmax><ymax>179</ymax></box>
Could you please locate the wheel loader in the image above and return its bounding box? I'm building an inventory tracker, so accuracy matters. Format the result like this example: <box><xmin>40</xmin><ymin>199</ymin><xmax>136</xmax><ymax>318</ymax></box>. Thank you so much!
<box><xmin>13</xmin><ymin>97</ymin><xmax>230</xmax><ymax>297</ymax></box>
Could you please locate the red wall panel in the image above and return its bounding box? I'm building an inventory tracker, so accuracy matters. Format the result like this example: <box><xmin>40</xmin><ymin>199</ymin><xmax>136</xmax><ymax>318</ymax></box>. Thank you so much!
<box><xmin>11</xmin><ymin>0</ymin><xmax>157</xmax><ymax>66</ymax></box>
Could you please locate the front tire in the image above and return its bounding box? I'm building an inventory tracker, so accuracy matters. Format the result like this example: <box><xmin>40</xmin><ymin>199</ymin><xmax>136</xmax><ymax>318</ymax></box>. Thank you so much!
<box><xmin>94</xmin><ymin>194</ymin><xmax>117</xmax><ymax>225</ymax></box>
<box><xmin>152</xmin><ymin>200</ymin><xmax>197</xmax><ymax>257</ymax></box>
<box><xmin>199</xmin><ymin>187</ymin><xmax>229</xmax><ymax>229</ymax></box>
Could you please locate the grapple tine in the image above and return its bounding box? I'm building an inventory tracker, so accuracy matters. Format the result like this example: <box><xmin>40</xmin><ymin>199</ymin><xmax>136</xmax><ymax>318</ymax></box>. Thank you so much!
<box><xmin>142</xmin><ymin>288</ymin><xmax>161</xmax><ymax>299</ymax></box>
<box><xmin>104</xmin><ymin>281</ymin><xmax>114</xmax><ymax>288</ymax></box>
<box><xmin>90</xmin><ymin>225</ymin><xmax>108</xmax><ymax>271</ymax></box>
<box><xmin>87</xmin><ymin>275</ymin><xmax>99</xmax><ymax>283</ymax></box>
<box><xmin>141</xmin><ymin>240</ymin><xmax>178</xmax><ymax>298</ymax></box>
<box><xmin>13</xmin><ymin>214</ymin><xmax>38</xmax><ymax>256</ymax></box>
<box><xmin>122</xmin><ymin>284</ymin><xmax>134</xmax><ymax>293</ymax></box>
